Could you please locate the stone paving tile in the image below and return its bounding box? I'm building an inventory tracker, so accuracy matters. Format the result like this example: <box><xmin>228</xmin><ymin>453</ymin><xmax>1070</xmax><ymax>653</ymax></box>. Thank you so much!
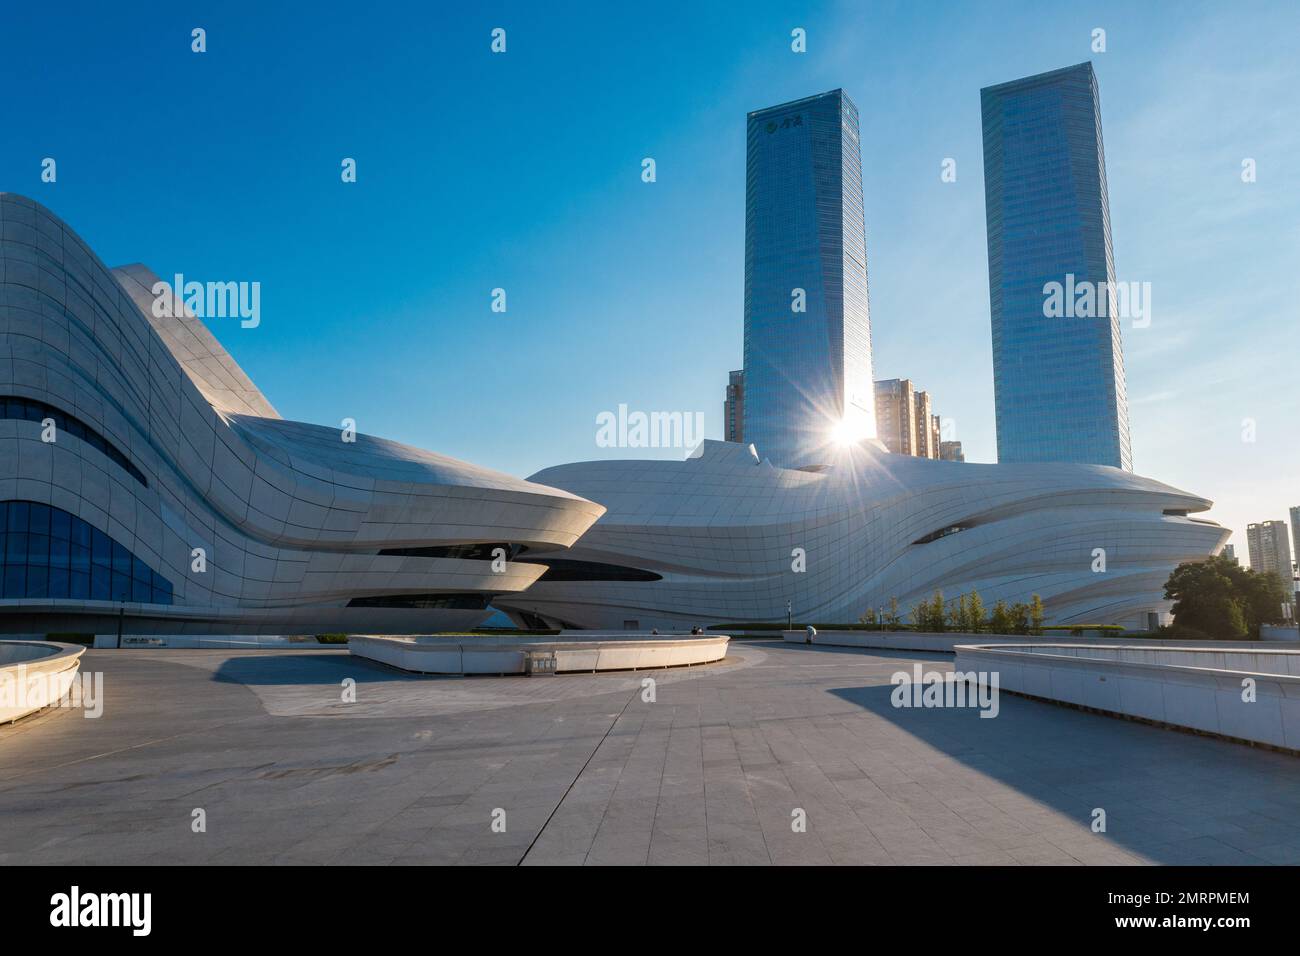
<box><xmin>4</xmin><ymin>641</ymin><xmax>1300</xmax><ymax>865</ymax></box>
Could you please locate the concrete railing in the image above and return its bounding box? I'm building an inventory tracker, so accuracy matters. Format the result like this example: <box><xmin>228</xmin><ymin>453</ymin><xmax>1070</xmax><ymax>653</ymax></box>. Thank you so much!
<box><xmin>954</xmin><ymin>642</ymin><xmax>1300</xmax><ymax>752</ymax></box>
<box><xmin>0</xmin><ymin>640</ymin><xmax>86</xmax><ymax>723</ymax></box>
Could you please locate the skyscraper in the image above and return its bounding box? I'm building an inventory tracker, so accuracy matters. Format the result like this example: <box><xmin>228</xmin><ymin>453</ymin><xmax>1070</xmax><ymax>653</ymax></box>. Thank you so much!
<box><xmin>743</xmin><ymin>89</ymin><xmax>874</xmax><ymax>467</ymax></box>
<box><xmin>1246</xmin><ymin>520</ymin><xmax>1293</xmax><ymax>589</ymax></box>
<box><xmin>981</xmin><ymin>62</ymin><xmax>1132</xmax><ymax>470</ymax></box>
<box><xmin>1290</xmin><ymin>506</ymin><xmax>1300</xmax><ymax>569</ymax></box>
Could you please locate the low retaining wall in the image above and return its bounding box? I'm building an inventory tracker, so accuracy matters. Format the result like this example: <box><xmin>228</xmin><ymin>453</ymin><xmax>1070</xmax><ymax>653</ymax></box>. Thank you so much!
<box><xmin>783</xmin><ymin>630</ymin><xmax>1300</xmax><ymax>654</ymax></box>
<box><xmin>91</xmin><ymin>634</ymin><xmax>319</xmax><ymax>649</ymax></box>
<box><xmin>954</xmin><ymin>642</ymin><xmax>1300</xmax><ymax>752</ymax></box>
<box><xmin>0</xmin><ymin>641</ymin><xmax>85</xmax><ymax>723</ymax></box>
<box><xmin>350</xmin><ymin>633</ymin><xmax>729</xmax><ymax>675</ymax></box>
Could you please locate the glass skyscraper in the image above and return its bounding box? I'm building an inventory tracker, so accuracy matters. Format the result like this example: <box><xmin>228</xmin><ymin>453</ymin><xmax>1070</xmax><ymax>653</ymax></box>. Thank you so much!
<box><xmin>742</xmin><ymin>89</ymin><xmax>875</xmax><ymax>468</ymax></box>
<box><xmin>981</xmin><ymin>62</ymin><xmax>1132</xmax><ymax>470</ymax></box>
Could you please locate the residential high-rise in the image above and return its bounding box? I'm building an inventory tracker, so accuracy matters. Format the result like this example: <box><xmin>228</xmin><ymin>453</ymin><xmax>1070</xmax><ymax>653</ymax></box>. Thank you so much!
<box><xmin>1290</xmin><ymin>506</ymin><xmax>1300</xmax><ymax>571</ymax></box>
<box><xmin>1222</xmin><ymin>543</ymin><xmax>1237</xmax><ymax>564</ymax></box>
<box><xmin>873</xmin><ymin>379</ymin><xmax>949</xmax><ymax>459</ymax></box>
<box><xmin>724</xmin><ymin>369</ymin><xmax>745</xmax><ymax>443</ymax></box>
<box><xmin>913</xmin><ymin>391</ymin><xmax>935</xmax><ymax>458</ymax></box>
<box><xmin>874</xmin><ymin>378</ymin><xmax>918</xmax><ymax>456</ymax></box>
<box><xmin>940</xmin><ymin>441</ymin><xmax>965</xmax><ymax>462</ymax></box>
<box><xmin>743</xmin><ymin>89</ymin><xmax>874</xmax><ymax>467</ymax></box>
<box><xmin>981</xmin><ymin>62</ymin><xmax>1132</xmax><ymax>471</ymax></box>
<box><xmin>1246</xmin><ymin>521</ymin><xmax>1293</xmax><ymax>589</ymax></box>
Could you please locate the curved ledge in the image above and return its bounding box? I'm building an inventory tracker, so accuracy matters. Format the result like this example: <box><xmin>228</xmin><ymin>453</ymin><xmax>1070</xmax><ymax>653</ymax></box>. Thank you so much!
<box><xmin>0</xmin><ymin>641</ymin><xmax>85</xmax><ymax>723</ymax></box>
<box><xmin>349</xmin><ymin>633</ymin><xmax>729</xmax><ymax>675</ymax></box>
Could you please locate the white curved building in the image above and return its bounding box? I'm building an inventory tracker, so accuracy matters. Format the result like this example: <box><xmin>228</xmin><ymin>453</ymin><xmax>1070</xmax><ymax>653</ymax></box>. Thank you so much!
<box><xmin>497</xmin><ymin>439</ymin><xmax>1228</xmax><ymax>631</ymax></box>
<box><xmin>0</xmin><ymin>194</ymin><xmax>603</xmax><ymax>635</ymax></box>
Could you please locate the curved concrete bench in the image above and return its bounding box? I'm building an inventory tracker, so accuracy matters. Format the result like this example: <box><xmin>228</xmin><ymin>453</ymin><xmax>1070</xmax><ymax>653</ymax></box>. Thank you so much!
<box><xmin>0</xmin><ymin>641</ymin><xmax>86</xmax><ymax>723</ymax></box>
<box><xmin>954</xmin><ymin>642</ymin><xmax>1300</xmax><ymax>752</ymax></box>
<box><xmin>349</xmin><ymin>633</ymin><xmax>729</xmax><ymax>675</ymax></box>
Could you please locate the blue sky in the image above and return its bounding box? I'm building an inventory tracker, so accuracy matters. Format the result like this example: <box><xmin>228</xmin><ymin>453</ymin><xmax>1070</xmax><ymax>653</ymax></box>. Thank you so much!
<box><xmin>3</xmin><ymin>1</ymin><xmax>1297</xmax><ymax>556</ymax></box>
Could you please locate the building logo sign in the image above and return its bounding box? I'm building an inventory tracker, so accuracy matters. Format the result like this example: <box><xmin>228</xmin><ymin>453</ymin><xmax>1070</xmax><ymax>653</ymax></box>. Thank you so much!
<box><xmin>765</xmin><ymin>115</ymin><xmax>803</xmax><ymax>133</ymax></box>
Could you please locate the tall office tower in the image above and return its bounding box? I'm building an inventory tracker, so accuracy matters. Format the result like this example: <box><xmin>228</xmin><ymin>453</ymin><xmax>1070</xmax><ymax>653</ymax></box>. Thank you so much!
<box><xmin>874</xmin><ymin>379</ymin><xmax>917</xmax><ymax>455</ymax></box>
<box><xmin>724</xmin><ymin>370</ymin><xmax>745</xmax><ymax>443</ymax></box>
<box><xmin>940</xmin><ymin>441</ymin><xmax>965</xmax><ymax>462</ymax></box>
<box><xmin>743</xmin><ymin>89</ymin><xmax>874</xmax><ymax>467</ymax></box>
<box><xmin>1246</xmin><ymin>521</ymin><xmax>1293</xmax><ymax>589</ymax></box>
<box><xmin>981</xmin><ymin>62</ymin><xmax>1132</xmax><ymax>470</ymax></box>
<box><xmin>1222</xmin><ymin>543</ymin><xmax>1237</xmax><ymax>564</ymax></box>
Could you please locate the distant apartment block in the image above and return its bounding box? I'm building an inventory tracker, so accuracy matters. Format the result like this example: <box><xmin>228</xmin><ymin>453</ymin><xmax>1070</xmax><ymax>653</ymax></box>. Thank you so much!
<box><xmin>981</xmin><ymin>62</ymin><xmax>1132</xmax><ymax>470</ymax></box>
<box><xmin>724</xmin><ymin>369</ymin><xmax>744</xmax><ymax>443</ymax></box>
<box><xmin>1246</xmin><ymin>521</ymin><xmax>1293</xmax><ymax>588</ymax></box>
<box><xmin>940</xmin><ymin>441</ymin><xmax>965</xmax><ymax>462</ymax></box>
<box><xmin>1291</xmin><ymin>506</ymin><xmax>1300</xmax><ymax>570</ymax></box>
<box><xmin>1221</xmin><ymin>543</ymin><xmax>1237</xmax><ymax>564</ymax></box>
<box><xmin>914</xmin><ymin>390</ymin><xmax>935</xmax><ymax>458</ymax></box>
<box><xmin>874</xmin><ymin>379</ymin><xmax>947</xmax><ymax>459</ymax></box>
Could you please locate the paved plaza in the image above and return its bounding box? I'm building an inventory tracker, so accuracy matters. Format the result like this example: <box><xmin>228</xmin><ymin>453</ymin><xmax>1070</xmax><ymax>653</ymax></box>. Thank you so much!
<box><xmin>4</xmin><ymin>641</ymin><xmax>1300</xmax><ymax>866</ymax></box>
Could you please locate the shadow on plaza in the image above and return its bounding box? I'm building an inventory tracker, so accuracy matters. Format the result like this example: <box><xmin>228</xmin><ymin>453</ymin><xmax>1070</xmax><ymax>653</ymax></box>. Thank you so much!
<box><xmin>211</xmin><ymin>651</ymin><xmax>434</xmax><ymax>687</ymax></box>
<box><xmin>818</xmin><ymin>643</ymin><xmax>1300</xmax><ymax>866</ymax></box>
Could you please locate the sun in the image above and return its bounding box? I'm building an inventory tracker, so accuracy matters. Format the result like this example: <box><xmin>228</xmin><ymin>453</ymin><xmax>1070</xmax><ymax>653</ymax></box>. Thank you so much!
<box><xmin>829</xmin><ymin>417</ymin><xmax>867</xmax><ymax>447</ymax></box>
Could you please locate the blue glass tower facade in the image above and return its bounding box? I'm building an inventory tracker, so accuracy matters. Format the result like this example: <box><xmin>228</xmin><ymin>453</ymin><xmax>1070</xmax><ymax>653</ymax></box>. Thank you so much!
<box><xmin>743</xmin><ymin>89</ymin><xmax>874</xmax><ymax>468</ymax></box>
<box><xmin>981</xmin><ymin>62</ymin><xmax>1132</xmax><ymax>470</ymax></box>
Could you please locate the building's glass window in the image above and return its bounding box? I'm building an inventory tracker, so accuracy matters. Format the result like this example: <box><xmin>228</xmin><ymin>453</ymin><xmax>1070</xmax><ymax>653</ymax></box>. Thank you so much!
<box><xmin>0</xmin><ymin>501</ymin><xmax>173</xmax><ymax>603</ymax></box>
<box><xmin>379</xmin><ymin>543</ymin><xmax>523</xmax><ymax>560</ymax></box>
<box><xmin>1</xmin><ymin>396</ymin><xmax>148</xmax><ymax>487</ymax></box>
<box><xmin>347</xmin><ymin>593</ymin><xmax>490</xmax><ymax>610</ymax></box>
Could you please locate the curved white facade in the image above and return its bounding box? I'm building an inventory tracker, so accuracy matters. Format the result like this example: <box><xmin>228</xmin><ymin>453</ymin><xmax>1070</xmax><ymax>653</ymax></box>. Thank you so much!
<box><xmin>497</xmin><ymin>439</ymin><xmax>1228</xmax><ymax>631</ymax></box>
<box><xmin>0</xmin><ymin>194</ymin><xmax>603</xmax><ymax>635</ymax></box>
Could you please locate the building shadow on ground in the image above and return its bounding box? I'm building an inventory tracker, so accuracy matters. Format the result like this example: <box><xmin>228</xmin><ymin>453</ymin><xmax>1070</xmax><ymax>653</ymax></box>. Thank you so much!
<box><xmin>210</xmin><ymin>651</ymin><xmax>440</xmax><ymax>686</ymax></box>
<box><xmin>826</xmin><ymin>658</ymin><xmax>1300</xmax><ymax>865</ymax></box>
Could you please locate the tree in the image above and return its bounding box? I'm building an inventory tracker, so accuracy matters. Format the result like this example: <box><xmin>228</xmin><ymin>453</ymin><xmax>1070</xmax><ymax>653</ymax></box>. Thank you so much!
<box><xmin>859</xmin><ymin>607</ymin><xmax>878</xmax><ymax>629</ymax></box>
<box><xmin>910</xmin><ymin>595</ymin><xmax>930</xmax><ymax>632</ymax></box>
<box><xmin>931</xmin><ymin>590</ymin><xmax>946</xmax><ymax>632</ymax></box>
<box><xmin>1163</xmin><ymin>554</ymin><xmax>1287</xmax><ymax>639</ymax></box>
<box><xmin>948</xmin><ymin>593</ymin><xmax>967</xmax><ymax>632</ymax></box>
<box><xmin>884</xmin><ymin>597</ymin><xmax>902</xmax><ymax>631</ymax></box>
<box><xmin>966</xmin><ymin>589</ymin><xmax>985</xmax><ymax>633</ymax></box>
<box><xmin>1029</xmin><ymin>594</ymin><xmax>1045</xmax><ymax>636</ymax></box>
<box><xmin>989</xmin><ymin>599</ymin><xmax>1015</xmax><ymax>635</ymax></box>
